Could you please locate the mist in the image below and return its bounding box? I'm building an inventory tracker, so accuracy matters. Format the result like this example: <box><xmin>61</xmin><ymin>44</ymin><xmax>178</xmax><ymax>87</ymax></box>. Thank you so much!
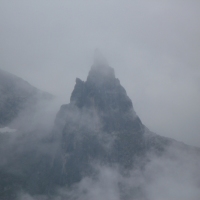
<box><xmin>0</xmin><ymin>1</ymin><xmax>200</xmax><ymax>200</ymax></box>
<box><xmin>2</xmin><ymin>100</ymin><xmax>198</xmax><ymax>200</ymax></box>
<box><xmin>0</xmin><ymin>0</ymin><xmax>200</xmax><ymax>147</ymax></box>
<box><xmin>17</xmin><ymin>145</ymin><xmax>200</xmax><ymax>200</ymax></box>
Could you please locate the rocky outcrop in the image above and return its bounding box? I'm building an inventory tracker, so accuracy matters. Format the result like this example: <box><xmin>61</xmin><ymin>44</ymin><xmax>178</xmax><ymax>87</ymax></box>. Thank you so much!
<box><xmin>0</xmin><ymin>57</ymin><xmax>199</xmax><ymax>199</ymax></box>
<box><xmin>53</xmin><ymin>60</ymin><xmax>173</xmax><ymax>187</ymax></box>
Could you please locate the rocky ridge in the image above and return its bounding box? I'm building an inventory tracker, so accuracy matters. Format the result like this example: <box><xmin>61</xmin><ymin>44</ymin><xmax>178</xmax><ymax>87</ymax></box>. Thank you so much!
<box><xmin>0</xmin><ymin>68</ymin><xmax>53</xmax><ymax>128</ymax></box>
<box><xmin>53</xmin><ymin>57</ymin><xmax>175</xmax><ymax>187</ymax></box>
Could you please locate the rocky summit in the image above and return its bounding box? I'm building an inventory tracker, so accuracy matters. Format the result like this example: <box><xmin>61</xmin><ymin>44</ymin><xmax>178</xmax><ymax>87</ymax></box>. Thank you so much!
<box><xmin>53</xmin><ymin>56</ymin><xmax>174</xmax><ymax>187</ymax></box>
<box><xmin>0</xmin><ymin>56</ymin><xmax>199</xmax><ymax>200</ymax></box>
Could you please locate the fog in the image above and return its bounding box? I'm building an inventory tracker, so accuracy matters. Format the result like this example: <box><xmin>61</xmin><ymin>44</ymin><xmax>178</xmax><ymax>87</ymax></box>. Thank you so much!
<box><xmin>1</xmin><ymin>98</ymin><xmax>197</xmax><ymax>200</ymax></box>
<box><xmin>0</xmin><ymin>1</ymin><xmax>200</xmax><ymax>199</ymax></box>
<box><xmin>1</xmin><ymin>94</ymin><xmax>200</xmax><ymax>200</ymax></box>
<box><xmin>17</xmin><ymin>147</ymin><xmax>200</xmax><ymax>200</ymax></box>
<box><xmin>1</xmin><ymin>0</ymin><xmax>199</xmax><ymax>147</ymax></box>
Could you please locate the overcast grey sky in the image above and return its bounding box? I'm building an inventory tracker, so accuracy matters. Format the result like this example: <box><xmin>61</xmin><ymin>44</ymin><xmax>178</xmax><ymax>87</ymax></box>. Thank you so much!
<box><xmin>0</xmin><ymin>0</ymin><xmax>200</xmax><ymax>147</ymax></box>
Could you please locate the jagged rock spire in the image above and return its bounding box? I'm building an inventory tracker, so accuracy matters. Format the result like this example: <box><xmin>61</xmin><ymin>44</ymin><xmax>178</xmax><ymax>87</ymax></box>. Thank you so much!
<box><xmin>69</xmin><ymin>53</ymin><xmax>140</xmax><ymax>133</ymax></box>
<box><xmin>52</xmin><ymin>53</ymin><xmax>177</xmax><ymax>189</ymax></box>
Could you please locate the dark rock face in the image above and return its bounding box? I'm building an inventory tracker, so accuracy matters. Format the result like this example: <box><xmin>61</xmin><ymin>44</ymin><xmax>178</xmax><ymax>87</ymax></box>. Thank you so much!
<box><xmin>70</xmin><ymin>64</ymin><xmax>141</xmax><ymax>133</ymax></box>
<box><xmin>53</xmin><ymin>62</ymin><xmax>172</xmax><ymax>187</ymax></box>
<box><xmin>0</xmin><ymin>69</ymin><xmax>55</xmax><ymax>199</ymax></box>
<box><xmin>0</xmin><ymin>62</ymin><xmax>199</xmax><ymax>199</ymax></box>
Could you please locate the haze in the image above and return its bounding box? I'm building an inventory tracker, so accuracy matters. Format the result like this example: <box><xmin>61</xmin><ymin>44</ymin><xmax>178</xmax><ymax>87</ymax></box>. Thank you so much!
<box><xmin>0</xmin><ymin>0</ymin><xmax>200</xmax><ymax>147</ymax></box>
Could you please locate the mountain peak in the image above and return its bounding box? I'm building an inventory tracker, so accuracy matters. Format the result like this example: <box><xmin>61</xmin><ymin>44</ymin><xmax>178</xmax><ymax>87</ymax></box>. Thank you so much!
<box><xmin>87</xmin><ymin>50</ymin><xmax>115</xmax><ymax>86</ymax></box>
<box><xmin>87</xmin><ymin>64</ymin><xmax>115</xmax><ymax>86</ymax></box>
<box><xmin>51</xmin><ymin>55</ymin><xmax>188</xmax><ymax>190</ymax></box>
<box><xmin>67</xmin><ymin>57</ymin><xmax>140</xmax><ymax>133</ymax></box>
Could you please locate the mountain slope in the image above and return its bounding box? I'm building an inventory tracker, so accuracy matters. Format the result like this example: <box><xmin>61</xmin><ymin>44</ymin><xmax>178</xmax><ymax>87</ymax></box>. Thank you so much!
<box><xmin>0</xmin><ymin>59</ymin><xmax>199</xmax><ymax>199</ymax></box>
<box><xmin>0</xmin><ymin>68</ymin><xmax>53</xmax><ymax>128</ymax></box>
<box><xmin>0</xmin><ymin>69</ymin><xmax>55</xmax><ymax>199</ymax></box>
<box><xmin>53</xmin><ymin>58</ymin><xmax>181</xmax><ymax>187</ymax></box>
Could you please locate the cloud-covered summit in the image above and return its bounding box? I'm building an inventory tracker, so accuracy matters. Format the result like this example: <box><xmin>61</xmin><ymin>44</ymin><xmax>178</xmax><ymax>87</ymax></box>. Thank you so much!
<box><xmin>0</xmin><ymin>58</ymin><xmax>199</xmax><ymax>200</ymax></box>
<box><xmin>49</xmin><ymin>59</ymin><xmax>200</xmax><ymax>199</ymax></box>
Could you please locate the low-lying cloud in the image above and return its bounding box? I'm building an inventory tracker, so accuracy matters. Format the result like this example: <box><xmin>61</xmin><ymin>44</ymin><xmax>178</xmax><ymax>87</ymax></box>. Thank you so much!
<box><xmin>17</xmin><ymin>144</ymin><xmax>200</xmax><ymax>200</ymax></box>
